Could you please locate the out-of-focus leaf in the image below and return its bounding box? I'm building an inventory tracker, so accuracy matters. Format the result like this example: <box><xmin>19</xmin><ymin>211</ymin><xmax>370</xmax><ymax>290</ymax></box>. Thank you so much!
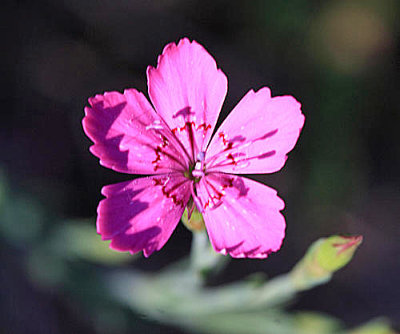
<box><xmin>109</xmin><ymin>269</ymin><xmax>296</xmax><ymax>334</ymax></box>
<box><xmin>0</xmin><ymin>169</ymin><xmax>45</xmax><ymax>244</ymax></box>
<box><xmin>108</xmin><ymin>268</ymin><xmax>346</xmax><ymax>334</ymax></box>
<box><xmin>293</xmin><ymin>311</ymin><xmax>343</xmax><ymax>334</ymax></box>
<box><xmin>184</xmin><ymin>311</ymin><xmax>296</xmax><ymax>334</ymax></box>
<box><xmin>26</xmin><ymin>247</ymin><xmax>69</xmax><ymax>288</ymax></box>
<box><xmin>347</xmin><ymin>318</ymin><xmax>397</xmax><ymax>334</ymax></box>
<box><xmin>108</xmin><ymin>266</ymin><xmax>293</xmax><ymax>322</ymax></box>
<box><xmin>106</xmin><ymin>234</ymin><xmax>366</xmax><ymax>334</ymax></box>
<box><xmin>92</xmin><ymin>307</ymin><xmax>129</xmax><ymax>334</ymax></box>
<box><xmin>49</xmin><ymin>221</ymin><xmax>133</xmax><ymax>265</ymax></box>
<box><xmin>0</xmin><ymin>194</ymin><xmax>45</xmax><ymax>244</ymax></box>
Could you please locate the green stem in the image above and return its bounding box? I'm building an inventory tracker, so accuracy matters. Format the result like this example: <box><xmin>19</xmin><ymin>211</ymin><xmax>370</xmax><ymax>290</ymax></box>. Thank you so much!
<box><xmin>190</xmin><ymin>230</ymin><xmax>226</xmax><ymax>279</ymax></box>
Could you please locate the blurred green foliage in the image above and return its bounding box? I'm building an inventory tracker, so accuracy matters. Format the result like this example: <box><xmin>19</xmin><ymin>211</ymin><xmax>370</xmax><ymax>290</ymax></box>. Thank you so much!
<box><xmin>2</xmin><ymin>170</ymin><xmax>394</xmax><ymax>334</ymax></box>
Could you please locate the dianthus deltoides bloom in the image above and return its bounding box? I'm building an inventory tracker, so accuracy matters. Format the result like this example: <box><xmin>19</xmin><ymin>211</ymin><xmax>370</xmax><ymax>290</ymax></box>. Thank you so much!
<box><xmin>83</xmin><ymin>38</ymin><xmax>304</xmax><ymax>258</ymax></box>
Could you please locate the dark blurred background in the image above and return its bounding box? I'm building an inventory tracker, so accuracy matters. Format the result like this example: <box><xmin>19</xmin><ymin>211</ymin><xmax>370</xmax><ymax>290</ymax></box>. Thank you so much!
<box><xmin>1</xmin><ymin>0</ymin><xmax>399</xmax><ymax>333</ymax></box>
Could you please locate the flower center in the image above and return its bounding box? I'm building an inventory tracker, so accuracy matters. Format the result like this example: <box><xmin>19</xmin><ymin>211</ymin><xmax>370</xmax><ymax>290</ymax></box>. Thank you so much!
<box><xmin>185</xmin><ymin>151</ymin><xmax>206</xmax><ymax>181</ymax></box>
<box><xmin>192</xmin><ymin>162</ymin><xmax>205</xmax><ymax>178</ymax></box>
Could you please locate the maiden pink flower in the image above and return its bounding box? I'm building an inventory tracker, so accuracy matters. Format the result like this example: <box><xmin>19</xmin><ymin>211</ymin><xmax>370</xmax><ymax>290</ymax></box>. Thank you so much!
<box><xmin>82</xmin><ymin>38</ymin><xmax>304</xmax><ymax>258</ymax></box>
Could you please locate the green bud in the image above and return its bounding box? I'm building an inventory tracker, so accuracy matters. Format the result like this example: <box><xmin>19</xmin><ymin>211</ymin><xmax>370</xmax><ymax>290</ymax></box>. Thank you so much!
<box><xmin>316</xmin><ymin>235</ymin><xmax>363</xmax><ymax>272</ymax></box>
<box><xmin>291</xmin><ymin>235</ymin><xmax>363</xmax><ymax>290</ymax></box>
<box><xmin>181</xmin><ymin>202</ymin><xmax>205</xmax><ymax>232</ymax></box>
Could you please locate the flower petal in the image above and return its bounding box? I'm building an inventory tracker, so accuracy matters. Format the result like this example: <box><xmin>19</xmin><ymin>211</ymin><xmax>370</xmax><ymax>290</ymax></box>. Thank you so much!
<box><xmin>83</xmin><ymin>89</ymin><xmax>190</xmax><ymax>174</ymax></box>
<box><xmin>147</xmin><ymin>38</ymin><xmax>227</xmax><ymax>161</ymax></box>
<box><xmin>97</xmin><ymin>174</ymin><xmax>191</xmax><ymax>257</ymax></box>
<box><xmin>196</xmin><ymin>173</ymin><xmax>285</xmax><ymax>258</ymax></box>
<box><xmin>206</xmin><ymin>88</ymin><xmax>304</xmax><ymax>174</ymax></box>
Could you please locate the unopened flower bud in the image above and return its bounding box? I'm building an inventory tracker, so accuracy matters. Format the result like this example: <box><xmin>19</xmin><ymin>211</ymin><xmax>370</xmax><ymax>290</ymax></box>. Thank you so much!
<box><xmin>291</xmin><ymin>235</ymin><xmax>363</xmax><ymax>289</ymax></box>
<box><xmin>182</xmin><ymin>204</ymin><xmax>205</xmax><ymax>232</ymax></box>
<box><xmin>315</xmin><ymin>235</ymin><xmax>363</xmax><ymax>272</ymax></box>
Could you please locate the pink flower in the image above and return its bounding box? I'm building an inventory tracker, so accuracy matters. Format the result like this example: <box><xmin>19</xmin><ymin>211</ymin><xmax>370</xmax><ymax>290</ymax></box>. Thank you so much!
<box><xmin>82</xmin><ymin>38</ymin><xmax>304</xmax><ymax>258</ymax></box>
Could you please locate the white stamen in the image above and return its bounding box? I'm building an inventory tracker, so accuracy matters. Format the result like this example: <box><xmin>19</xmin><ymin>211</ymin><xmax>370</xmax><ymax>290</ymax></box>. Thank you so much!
<box><xmin>192</xmin><ymin>169</ymin><xmax>204</xmax><ymax>177</ymax></box>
